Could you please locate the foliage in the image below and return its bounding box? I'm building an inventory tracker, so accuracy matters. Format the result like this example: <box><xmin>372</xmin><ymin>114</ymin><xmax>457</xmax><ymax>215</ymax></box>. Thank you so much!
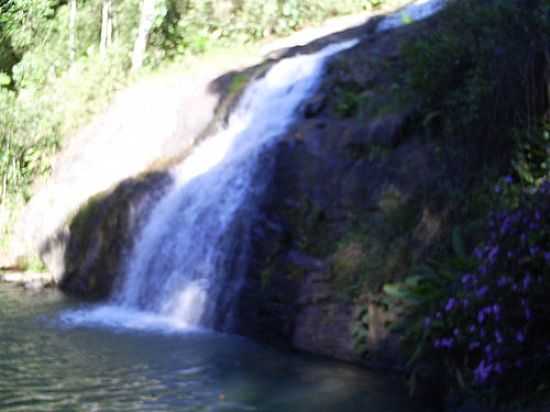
<box><xmin>0</xmin><ymin>85</ymin><xmax>61</xmax><ymax>202</ymax></box>
<box><xmin>335</xmin><ymin>88</ymin><xmax>367</xmax><ymax>118</ymax></box>
<box><xmin>385</xmin><ymin>181</ymin><xmax>550</xmax><ymax>407</ymax></box>
<box><xmin>402</xmin><ymin>0</ymin><xmax>550</xmax><ymax>166</ymax></box>
<box><xmin>513</xmin><ymin>122</ymin><xmax>550</xmax><ymax>186</ymax></box>
<box><xmin>19</xmin><ymin>254</ymin><xmax>48</xmax><ymax>272</ymax></box>
<box><xmin>382</xmin><ymin>226</ymin><xmax>477</xmax><ymax>368</ymax></box>
<box><xmin>381</xmin><ymin>10</ymin><xmax>550</xmax><ymax>403</ymax></box>
<box><xmin>150</xmin><ymin>0</ymin><xmax>372</xmax><ymax>64</ymax></box>
<box><xmin>367</xmin><ymin>0</ymin><xmax>384</xmax><ymax>8</ymax></box>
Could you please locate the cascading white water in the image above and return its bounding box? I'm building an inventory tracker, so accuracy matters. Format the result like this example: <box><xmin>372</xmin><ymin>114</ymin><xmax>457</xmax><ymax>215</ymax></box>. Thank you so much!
<box><xmin>377</xmin><ymin>0</ymin><xmax>446</xmax><ymax>32</ymax></box>
<box><xmin>60</xmin><ymin>2</ymin><xmax>449</xmax><ymax>333</ymax></box>
<box><xmin>61</xmin><ymin>40</ymin><xmax>358</xmax><ymax>331</ymax></box>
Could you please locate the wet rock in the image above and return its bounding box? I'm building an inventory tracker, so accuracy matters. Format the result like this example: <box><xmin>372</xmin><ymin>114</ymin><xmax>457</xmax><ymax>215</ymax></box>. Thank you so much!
<box><xmin>8</xmin><ymin>66</ymin><xmax>226</xmax><ymax>281</ymax></box>
<box><xmin>1</xmin><ymin>271</ymin><xmax>56</xmax><ymax>289</ymax></box>
<box><xmin>233</xmin><ymin>17</ymin><xmax>454</xmax><ymax>366</ymax></box>
<box><xmin>365</xmin><ymin>112</ymin><xmax>410</xmax><ymax>148</ymax></box>
<box><xmin>59</xmin><ymin>172</ymin><xmax>171</xmax><ymax>299</ymax></box>
<box><xmin>303</xmin><ymin>93</ymin><xmax>327</xmax><ymax>118</ymax></box>
<box><xmin>286</xmin><ymin>250</ymin><xmax>325</xmax><ymax>272</ymax></box>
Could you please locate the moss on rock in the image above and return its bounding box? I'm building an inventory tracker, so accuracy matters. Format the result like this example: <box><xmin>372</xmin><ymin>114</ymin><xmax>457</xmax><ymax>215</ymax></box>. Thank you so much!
<box><xmin>59</xmin><ymin>171</ymin><xmax>172</xmax><ymax>299</ymax></box>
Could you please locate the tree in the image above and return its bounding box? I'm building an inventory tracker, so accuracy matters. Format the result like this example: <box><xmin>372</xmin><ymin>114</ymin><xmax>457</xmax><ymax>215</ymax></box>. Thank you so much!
<box><xmin>68</xmin><ymin>0</ymin><xmax>77</xmax><ymax>61</ymax></box>
<box><xmin>131</xmin><ymin>0</ymin><xmax>158</xmax><ymax>73</ymax></box>
<box><xmin>100</xmin><ymin>0</ymin><xmax>112</xmax><ymax>58</ymax></box>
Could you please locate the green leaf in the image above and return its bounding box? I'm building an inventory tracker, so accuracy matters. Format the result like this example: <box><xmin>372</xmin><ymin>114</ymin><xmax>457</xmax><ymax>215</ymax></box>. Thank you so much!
<box><xmin>0</xmin><ymin>73</ymin><xmax>11</xmax><ymax>87</ymax></box>
<box><xmin>452</xmin><ymin>227</ymin><xmax>466</xmax><ymax>259</ymax></box>
<box><xmin>383</xmin><ymin>283</ymin><xmax>406</xmax><ymax>299</ymax></box>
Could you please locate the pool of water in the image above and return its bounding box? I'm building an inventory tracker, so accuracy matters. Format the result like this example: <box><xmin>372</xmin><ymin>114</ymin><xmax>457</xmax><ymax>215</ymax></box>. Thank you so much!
<box><xmin>0</xmin><ymin>285</ymin><xmax>417</xmax><ymax>412</ymax></box>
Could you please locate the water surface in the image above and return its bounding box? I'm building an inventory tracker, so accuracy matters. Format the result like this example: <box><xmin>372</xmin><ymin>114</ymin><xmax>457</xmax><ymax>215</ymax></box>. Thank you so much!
<box><xmin>0</xmin><ymin>285</ymin><xmax>418</xmax><ymax>412</ymax></box>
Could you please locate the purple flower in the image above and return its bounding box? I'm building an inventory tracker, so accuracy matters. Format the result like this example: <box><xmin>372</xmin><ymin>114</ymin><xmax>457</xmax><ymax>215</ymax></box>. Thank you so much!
<box><xmin>523</xmin><ymin>274</ymin><xmax>532</xmax><ymax>289</ymax></box>
<box><xmin>440</xmin><ymin>338</ymin><xmax>454</xmax><ymax>349</ymax></box>
<box><xmin>445</xmin><ymin>298</ymin><xmax>457</xmax><ymax>312</ymax></box>
<box><xmin>468</xmin><ymin>324</ymin><xmax>476</xmax><ymax>333</ymax></box>
<box><xmin>504</xmin><ymin>175</ymin><xmax>514</xmax><ymax>184</ymax></box>
<box><xmin>488</xmin><ymin>246</ymin><xmax>499</xmax><ymax>263</ymax></box>
<box><xmin>478</xmin><ymin>311</ymin><xmax>486</xmax><ymax>324</ymax></box>
<box><xmin>476</xmin><ymin>286</ymin><xmax>489</xmax><ymax>298</ymax></box>
<box><xmin>474</xmin><ymin>360</ymin><xmax>493</xmax><ymax>384</ymax></box>
<box><xmin>544</xmin><ymin>252</ymin><xmax>550</xmax><ymax>263</ymax></box>
<box><xmin>434</xmin><ymin>337</ymin><xmax>454</xmax><ymax>349</ymax></box>
<box><xmin>494</xmin><ymin>363</ymin><xmax>503</xmax><ymax>374</ymax></box>
<box><xmin>497</xmin><ymin>276</ymin><xmax>510</xmax><ymax>287</ymax></box>
<box><xmin>495</xmin><ymin>330</ymin><xmax>503</xmax><ymax>344</ymax></box>
<box><xmin>474</xmin><ymin>247</ymin><xmax>483</xmax><ymax>259</ymax></box>
<box><xmin>516</xmin><ymin>331</ymin><xmax>525</xmax><ymax>343</ymax></box>
<box><xmin>469</xmin><ymin>341</ymin><xmax>481</xmax><ymax>351</ymax></box>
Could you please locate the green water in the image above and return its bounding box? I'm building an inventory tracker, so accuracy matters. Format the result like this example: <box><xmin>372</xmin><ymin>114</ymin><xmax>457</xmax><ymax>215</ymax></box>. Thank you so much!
<box><xmin>0</xmin><ymin>284</ymin><xmax>418</xmax><ymax>412</ymax></box>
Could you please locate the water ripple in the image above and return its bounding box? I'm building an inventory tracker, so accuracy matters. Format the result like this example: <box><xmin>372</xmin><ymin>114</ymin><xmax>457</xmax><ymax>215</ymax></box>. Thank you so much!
<box><xmin>0</xmin><ymin>285</ymin><xmax>419</xmax><ymax>412</ymax></box>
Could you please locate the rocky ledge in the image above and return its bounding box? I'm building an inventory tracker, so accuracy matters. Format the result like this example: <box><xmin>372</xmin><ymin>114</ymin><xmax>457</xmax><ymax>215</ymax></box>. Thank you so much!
<box><xmin>0</xmin><ymin>271</ymin><xmax>56</xmax><ymax>290</ymax></box>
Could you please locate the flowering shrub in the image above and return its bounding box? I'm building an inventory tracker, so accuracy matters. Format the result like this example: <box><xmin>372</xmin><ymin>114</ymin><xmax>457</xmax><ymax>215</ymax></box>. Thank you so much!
<box><xmin>425</xmin><ymin>181</ymin><xmax>550</xmax><ymax>405</ymax></box>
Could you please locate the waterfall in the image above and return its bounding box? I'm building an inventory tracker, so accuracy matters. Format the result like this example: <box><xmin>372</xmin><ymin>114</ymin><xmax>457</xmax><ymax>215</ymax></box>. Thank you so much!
<box><xmin>61</xmin><ymin>40</ymin><xmax>358</xmax><ymax>332</ymax></box>
<box><xmin>377</xmin><ymin>0</ymin><xmax>446</xmax><ymax>32</ymax></box>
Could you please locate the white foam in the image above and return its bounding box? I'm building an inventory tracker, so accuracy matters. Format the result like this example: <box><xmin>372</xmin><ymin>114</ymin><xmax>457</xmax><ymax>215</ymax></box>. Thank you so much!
<box><xmin>377</xmin><ymin>0</ymin><xmax>446</xmax><ymax>32</ymax></box>
<box><xmin>59</xmin><ymin>305</ymin><xmax>203</xmax><ymax>333</ymax></box>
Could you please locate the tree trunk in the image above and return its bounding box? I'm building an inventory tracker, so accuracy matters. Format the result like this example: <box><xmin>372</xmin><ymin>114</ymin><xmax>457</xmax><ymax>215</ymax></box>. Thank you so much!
<box><xmin>100</xmin><ymin>0</ymin><xmax>113</xmax><ymax>58</ymax></box>
<box><xmin>68</xmin><ymin>0</ymin><xmax>77</xmax><ymax>62</ymax></box>
<box><xmin>131</xmin><ymin>0</ymin><xmax>158</xmax><ymax>73</ymax></box>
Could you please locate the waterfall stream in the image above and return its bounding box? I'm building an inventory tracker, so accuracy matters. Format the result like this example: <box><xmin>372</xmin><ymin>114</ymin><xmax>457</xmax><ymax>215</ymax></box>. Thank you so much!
<box><xmin>62</xmin><ymin>40</ymin><xmax>359</xmax><ymax>331</ymax></box>
<box><xmin>60</xmin><ymin>0</ymin><xmax>447</xmax><ymax>333</ymax></box>
<box><xmin>377</xmin><ymin>0</ymin><xmax>446</xmax><ymax>32</ymax></box>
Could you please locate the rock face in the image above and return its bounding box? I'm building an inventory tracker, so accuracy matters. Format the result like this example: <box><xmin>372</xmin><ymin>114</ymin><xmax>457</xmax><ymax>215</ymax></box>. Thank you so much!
<box><xmin>8</xmin><ymin>68</ymin><xmax>229</xmax><ymax>282</ymax></box>
<box><xmin>48</xmin><ymin>15</ymin><xmax>460</xmax><ymax>367</ymax></box>
<box><xmin>58</xmin><ymin>172</ymin><xmax>171</xmax><ymax>299</ymax></box>
<box><xmin>230</xmin><ymin>18</ymin><xmax>456</xmax><ymax>366</ymax></box>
